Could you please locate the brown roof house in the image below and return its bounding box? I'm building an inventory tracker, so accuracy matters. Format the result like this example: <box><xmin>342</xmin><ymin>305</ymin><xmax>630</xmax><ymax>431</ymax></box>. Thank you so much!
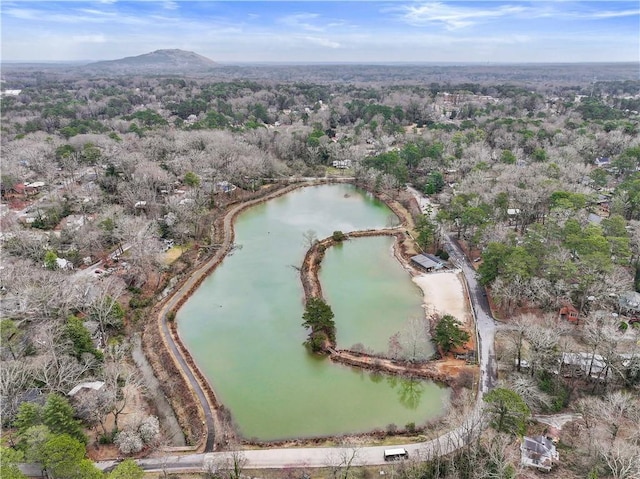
<box><xmin>559</xmin><ymin>303</ymin><xmax>579</xmax><ymax>323</ymax></box>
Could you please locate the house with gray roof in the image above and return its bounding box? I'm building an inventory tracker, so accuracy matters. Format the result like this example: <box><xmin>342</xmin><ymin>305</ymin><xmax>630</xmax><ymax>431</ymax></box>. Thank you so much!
<box><xmin>521</xmin><ymin>435</ymin><xmax>559</xmax><ymax>472</ymax></box>
<box><xmin>619</xmin><ymin>291</ymin><xmax>640</xmax><ymax>315</ymax></box>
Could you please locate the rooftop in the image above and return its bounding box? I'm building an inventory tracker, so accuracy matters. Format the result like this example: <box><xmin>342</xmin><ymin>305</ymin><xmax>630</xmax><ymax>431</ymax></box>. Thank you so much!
<box><xmin>411</xmin><ymin>253</ymin><xmax>444</xmax><ymax>271</ymax></box>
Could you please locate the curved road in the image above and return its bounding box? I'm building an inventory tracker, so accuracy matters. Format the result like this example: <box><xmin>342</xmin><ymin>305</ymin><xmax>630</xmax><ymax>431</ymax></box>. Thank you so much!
<box><xmin>103</xmin><ymin>184</ymin><xmax>498</xmax><ymax>471</ymax></box>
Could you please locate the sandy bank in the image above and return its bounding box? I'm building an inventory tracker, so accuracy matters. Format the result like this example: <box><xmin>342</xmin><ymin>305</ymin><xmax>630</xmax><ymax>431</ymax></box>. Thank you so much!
<box><xmin>412</xmin><ymin>271</ymin><xmax>470</xmax><ymax>322</ymax></box>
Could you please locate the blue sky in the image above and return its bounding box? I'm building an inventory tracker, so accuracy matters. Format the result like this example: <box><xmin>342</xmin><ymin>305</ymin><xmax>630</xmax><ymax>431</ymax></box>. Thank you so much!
<box><xmin>1</xmin><ymin>1</ymin><xmax>639</xmax><ymax>63</ymax></box>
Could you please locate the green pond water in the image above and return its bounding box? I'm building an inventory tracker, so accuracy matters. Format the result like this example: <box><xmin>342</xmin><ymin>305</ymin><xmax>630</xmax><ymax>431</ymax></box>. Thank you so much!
<box><xmin>177</xmin><ymin>184</ymin><xmax>448</xmax><ymax>440</ymax></box>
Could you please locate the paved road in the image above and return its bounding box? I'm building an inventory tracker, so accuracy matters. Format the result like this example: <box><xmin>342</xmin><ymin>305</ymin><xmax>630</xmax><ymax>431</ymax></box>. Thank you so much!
<box><xmin>406</xmin><ymin>186</ymin><xmax>497</xmax><ymax>394</ymax></box>
<box><xmin>407</xmin><ymin>185</ymin><xmax>438</xmax><ymax>218</ymax></box>
<box><xmin>96</xmin><ymin>426</ymin><xmax>474</xmax><ymax>472</ymax></box>
<box><xmin>443</xmin><ymin>235</ymin><xmax>497</xmax><ymax>394</ymax></box>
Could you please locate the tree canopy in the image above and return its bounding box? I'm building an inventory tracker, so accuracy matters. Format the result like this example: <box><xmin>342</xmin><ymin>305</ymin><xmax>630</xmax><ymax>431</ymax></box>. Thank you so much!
<box><xmin>433</xmin><ymin>315</ymin><xmax>470</xmax><ymax>356</ymax></box>
<box><xmin>483</xmin><ymin>388</ymin><xmax>530</xmax><ymax>436</ymax></box>
<box><xmin>301</xmin><ymin>297</ymin><xmax>336</xmax><ymax>353</ymax></box>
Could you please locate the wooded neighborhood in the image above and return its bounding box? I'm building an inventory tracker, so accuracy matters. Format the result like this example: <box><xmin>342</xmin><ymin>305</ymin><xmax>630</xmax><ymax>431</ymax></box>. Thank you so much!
<box><xmin>1</xmin><ymin>57</ymin><xmax>639</xmax><ymax>478</ymax></box>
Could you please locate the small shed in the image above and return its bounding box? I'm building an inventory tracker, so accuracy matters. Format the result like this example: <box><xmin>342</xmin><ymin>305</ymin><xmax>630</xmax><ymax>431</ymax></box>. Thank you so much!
<box><xmin>55</xmin><ymin>258</ymin><xmax>74</xmax><ymax>270</ymax></box>
<box><xmin>332</xmin><ymin>160</ymin><xmax>352</xmax><ymax>169</ymax></box>
<box><xmin>411</xmin><ymin>253</ymin><xmax>444</xmax><ymax>272</ymax></box>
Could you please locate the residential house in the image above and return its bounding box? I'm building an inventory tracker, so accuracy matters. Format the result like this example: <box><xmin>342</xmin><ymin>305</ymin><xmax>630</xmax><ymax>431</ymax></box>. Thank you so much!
<box><xmin>619</xmin><ymin>291</ymin><xmax>640</xmax><ymax>316</ymax></box>
<box><xmin>595</xmin><ymin>194</ymin><xmax>611</xmax><ymax>215</ymax></box>
<box><xmin>521</xmin><ymin>435</ymin><xmax>559</xmax><ymax>472</ymax></box>
<box><xmin>57</xmin><ymin>258</ymin><xmax>74</xmax><ymax>270</ymax></box>
<box><xmin>25</xmin><ymin>181</ymin><xmax>45</xmax><ymax>195</ymax></box>
<box><xmin>332</xmin><ymin>160</ymin><xmax>352</xmax><ymax>169</ymax></box>
<box><xmin>68</xmin><ymin>381</ymin><xmax>105</xmax><ymax>397</ymax></box>
<box><xmin>1</xmin><ymin>89</ymin><xmax>22</xmax><ymax>97</ymax></box>
<box><xmin>9</xmin><ymin>183</ymin><xmax>26</xmax><ymax>197</ymax></box>
<box><xmin>587</xmin><ymin>213</ymin><xmax>603</xmax><ymax>225</ymax></box>
<box><xmin>559</xmin><ymin>304</ymin><xmax>579</xmax><ymax>323</ymax></box>
<box><xmin>215</xmin><ymin>181</ymin><xmax>236</xmax><ymax>194</ymax></box>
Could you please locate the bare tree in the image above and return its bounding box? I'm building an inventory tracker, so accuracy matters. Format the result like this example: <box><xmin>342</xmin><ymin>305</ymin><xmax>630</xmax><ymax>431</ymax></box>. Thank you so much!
<box><xmin>598</xmin><ymin>441</ymin><xmax>640</xmax><ymax>479</ymax></box>
<box><xmin>102</xmin><ymin>342</ymin><xmax>144</xmax><ymax>433</ymax></box>
<box><xmin>0</xmin><ymin>360</ymin><xmax>34</xmax><ymax>422</ymax></box>
<box><xmin>398</xmin><ymin>316</ymin><xmax>432</xmax><ymax>363</ymax></box>
<box><xmin>326</xmin><ymin>441</ymin><xmax>361</xmax><ymax>479</ymax></box>
<box><xmin>302</xmin><ymin>229</ymin><xmax>318</xmax><ymax>249</ymax></box>
<box><xmin>88</xmin><ymin>278</ymin><xmax>125</xmax><ymax>345</ymax></box>
<box><xmin>524</xmin><ymin>317</ymin><xmax>562</xmax><ymax>377</ymax></box>
<box><xmin>203</xmin><ymin>448</ymin><xmax>247</xmax><ymax>479</ymax></box>
<box><xmin>508</xmin><ymin>375</ymin><xmax>553</xmax><ymax>412</ymax></box>
<box><xmin>504</xmin><ymin>315</ymin><xmax>530</xmax><ymax>372</ymax></box>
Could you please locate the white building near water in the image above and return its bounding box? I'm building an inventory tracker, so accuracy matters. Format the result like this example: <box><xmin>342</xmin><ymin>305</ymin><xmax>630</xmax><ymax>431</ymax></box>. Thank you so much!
<box><xmin>332</xmin><ymin>160</ymin><xmax>352</xmax><ymax>169</ymax></box>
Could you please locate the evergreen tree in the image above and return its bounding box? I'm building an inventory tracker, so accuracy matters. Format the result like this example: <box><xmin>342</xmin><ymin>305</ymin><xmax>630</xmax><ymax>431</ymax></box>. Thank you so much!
<box><xmin>14</xmin><ymin>402</ymin><xmax>43</xmax><ymax>436</ymax></box>
<box><xmin>43</xmin><ymin>395</ymin><xmax>85</xmax><ymax>443</ymax></box>
<box><xmin>40</xmin><ymin>434</ymin><xmax>85</xmax><ymax>476</ymax></box>
<box><xmin>483</xmin><ymin>388</ymin><xmax>530</xmax><ymax>436</ymax></box>
<box><xmin>301</xmin><ymin>297</ymin><xmax>336</xmax><ymax>353</ymax></box>
<box><xmin>433</xmin><ymin>315</ymin><xmax>470</xmax><ymax>356</ymax></box>
<box><xmin>64</xmin><ymin>316</ymin><xmax>102</xmax><ymax>360</ymax></box>
<box><xmin>0</xmin><ymin>446</ymin><xmax>27</xmax><ymax>479</ymax></box>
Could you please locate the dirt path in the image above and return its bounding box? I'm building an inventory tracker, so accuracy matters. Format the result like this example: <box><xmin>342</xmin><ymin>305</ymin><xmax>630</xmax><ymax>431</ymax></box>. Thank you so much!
<box><xmin>330</xmin><ymin>349</ymin><xmax>477</xmax><ymax>387</ymax></box>
<box><xmin>131</xmin><ymin>334</ymin><xmax>186</xmax><ymax>447</ymax></box>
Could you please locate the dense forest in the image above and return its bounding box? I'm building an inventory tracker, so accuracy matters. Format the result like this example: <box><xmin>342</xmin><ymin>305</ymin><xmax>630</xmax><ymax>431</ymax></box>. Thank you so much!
<box><xmin>1</xmin><ymin>63</ymin><xmax>639</xmax><ymax>478</ymax></box>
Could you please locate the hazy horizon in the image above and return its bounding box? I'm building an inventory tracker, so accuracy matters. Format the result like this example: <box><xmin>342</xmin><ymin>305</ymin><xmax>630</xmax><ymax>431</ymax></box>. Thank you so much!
<box><xmin>1</xmin><ymin>1</ymin><xmax>638</xmax><ymax>64</ymax></box>
<box><xmin>3</xmin><ymin>57</ymin><xmax>639</xmax><ymax>67</ymax></box>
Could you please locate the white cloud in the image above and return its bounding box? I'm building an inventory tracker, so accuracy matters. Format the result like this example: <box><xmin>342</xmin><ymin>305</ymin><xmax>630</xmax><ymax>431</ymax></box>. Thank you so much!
<box><xmin>163</xmin><ymin>1</ymin><xmax>179</xmax><ymax>11</ymax></box>
<box><xmin>589</xmin><ymin>9</ymin><xmax>640</xmax><ymax>19</ymax></box>
<box><xmin>72</xmin><ymin>34</ymin><xmax>107</xmax><ymax>43</ymax></box>
<box><xmin>3</xmin><ymin>7</ymin><xmax>38</xmax><ymax>20</ymax></box>
<box><xmin>303</xmin><ymin>36</ymin><xmax>341</xmax><ymax>49</ymax></box>
<box><xmin>76</xmin><ymin>8</ymin><xmax>118</xmax><ymax>17</ymax></box>
<box><xmin>395</xmin><ymin>2</ymin><xmax>639</xmax><ymax>30</ymax></box>
<box><xmin>397</xmin><ymin>2</ymin><xmax>526</xmax><ymax>30</ymax></box>
<box><xmin>279</xmin><ymin>13</ymin><xmax>324</xmax><ymax>32</ymax></box>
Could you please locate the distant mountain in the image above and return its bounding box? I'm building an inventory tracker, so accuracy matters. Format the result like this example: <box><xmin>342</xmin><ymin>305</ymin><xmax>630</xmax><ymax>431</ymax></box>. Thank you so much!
<box><xmin>81</xmin><ymin>49</ymin><xmax>218</xmax><ymax>75</ymax></box>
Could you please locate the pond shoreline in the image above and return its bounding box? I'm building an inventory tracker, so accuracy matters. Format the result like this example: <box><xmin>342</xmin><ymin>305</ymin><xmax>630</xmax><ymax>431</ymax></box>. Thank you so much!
<box><xmin>300</xmin><ymin>206</ymin><xmax>476</xmax><ymax>389</ymax></box>
<box><xmin>146</xmin><ymin>179</ymin><xmax>476</xmax><ymax>452</ymax></box>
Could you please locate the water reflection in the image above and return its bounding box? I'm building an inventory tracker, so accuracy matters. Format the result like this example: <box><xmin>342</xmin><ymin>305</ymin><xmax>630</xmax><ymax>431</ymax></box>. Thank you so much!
<box><xmin>385</xmin><ymin>375</ymin><xmax>425</xmax><ymax>410</ymax></box>
<box><xmin>396</xmin><ymin>378</ymin><xmax>425</xmax><ymax>410</ymax></box>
